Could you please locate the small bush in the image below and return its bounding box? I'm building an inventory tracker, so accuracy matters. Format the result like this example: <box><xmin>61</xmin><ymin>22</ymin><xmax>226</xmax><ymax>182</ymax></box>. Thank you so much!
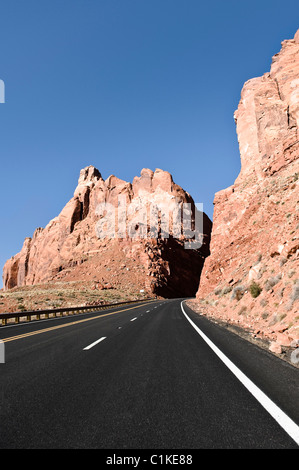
<box><xmin>291</xmin><ymin>280</ymin><xmax>299</xmax><ymax>302</ymax></box>
<box><xmin>214</xmin><ymin>288</ymin><xmax>222</xmax><ymax>296</ymax></box>
<box><xmin>260</xmin><ymin>298</ymin><xmax>268</xmax><ymax>307</ymax></box>
<box><xmin>231</xmin><ymin>285</ymin><xmax>245</xmax><ymax>301</ymax></box>
<box><xmin>222</xmin><ymin>285</ymin><xmax>233</xmax><ymax>295</ymax></box>
<box><xmin>264</xmin><ymin>274</ymin><xmax>282</xmax><ymax>291</ymax></box>
<box><xmin>238</xmin><ymin>306</ymin><xmax>247</xmax><ymax>316</ymax></box>
<box><xmin>287</xmin><ymin>280</ymin><xmax>299</xmax><ymax>310</ymax></box>
<box><xmin>257</xmin><ymin>253</ymin><xmax>262</xmax><ymax>263</ymax></box>
<box><xmin>269</xmin><ymin>312</ymin><xmax>287</xmax><ymax>326</ymax></box>
<box><xmin>250</xmin><ymin>281</ymin><xmax>262</xmax><ymax>298</ymax></box>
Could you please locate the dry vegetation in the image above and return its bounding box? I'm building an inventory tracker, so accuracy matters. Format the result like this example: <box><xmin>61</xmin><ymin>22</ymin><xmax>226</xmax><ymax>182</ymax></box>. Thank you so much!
<box><xmin>0</xmin><ymin>280</ymin><xmax>152</xmax><ymax>314</ymax></box>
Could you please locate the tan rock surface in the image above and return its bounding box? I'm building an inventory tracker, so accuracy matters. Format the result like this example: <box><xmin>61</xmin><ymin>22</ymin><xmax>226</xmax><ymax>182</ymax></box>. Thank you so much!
<box><xmin>191</xmin><ymin>29</ymin><xmax>299</xmax><ymax>357</ymax></box>
<box><xmin>2</xmin><ymin>167</ymin><xmax>212</xmax><ymax>303</ymax></box>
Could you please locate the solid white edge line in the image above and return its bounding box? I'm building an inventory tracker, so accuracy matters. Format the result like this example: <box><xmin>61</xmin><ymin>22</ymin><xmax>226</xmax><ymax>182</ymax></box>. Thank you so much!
<box><xmin>83</xmin><ymin>336</ymin><xmax>107</xmax><ymax>350</ymax></box>
<box><xmin>181</xmin><ymin>301</ymin><xmax>299</xmax><ymax>446</ymax></box>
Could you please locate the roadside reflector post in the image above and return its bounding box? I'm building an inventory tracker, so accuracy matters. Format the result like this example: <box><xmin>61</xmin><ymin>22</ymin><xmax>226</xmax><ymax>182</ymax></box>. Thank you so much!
<box><xmin>0</xmin><ymin>340</ymin><xmax>5</xmax><ymax>364</ymax></box>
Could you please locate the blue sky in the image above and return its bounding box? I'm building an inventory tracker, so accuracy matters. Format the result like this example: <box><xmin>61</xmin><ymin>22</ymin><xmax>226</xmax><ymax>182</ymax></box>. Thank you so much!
<box><xmin>0</xmin><ymin>0</ymin><xmax>298</xmax><ymax>287</ymax></box>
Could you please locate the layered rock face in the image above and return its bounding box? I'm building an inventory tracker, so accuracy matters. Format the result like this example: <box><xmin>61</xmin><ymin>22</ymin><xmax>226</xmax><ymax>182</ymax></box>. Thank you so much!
<box><xmin>194</xmin><ymin>30</ymin><xmax>299</xmax><ymax>351</ymax></box>
<box><xmin>3</xmin><ymin>167</ymin><xmax>212</xmax><ymax>299</ymax></box>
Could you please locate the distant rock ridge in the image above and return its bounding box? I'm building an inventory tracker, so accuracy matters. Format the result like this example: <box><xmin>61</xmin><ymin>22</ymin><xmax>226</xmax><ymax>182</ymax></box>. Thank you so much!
<box><xmin>194</xmin><ymin>29</ymin><xmax>299</xmax><ymax>353</ymax></box>
<box><xmin>3</xmin><ymin>167</ymin><xmax>212</xmax><ymax>298</ymax></box>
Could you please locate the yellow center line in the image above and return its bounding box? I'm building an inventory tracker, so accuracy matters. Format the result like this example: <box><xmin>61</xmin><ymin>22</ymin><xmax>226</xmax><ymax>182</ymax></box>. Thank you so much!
<box><xmin>1</xmin><ymin>302</ymin><xmax>153</xmax><ymax>343</ymax></box>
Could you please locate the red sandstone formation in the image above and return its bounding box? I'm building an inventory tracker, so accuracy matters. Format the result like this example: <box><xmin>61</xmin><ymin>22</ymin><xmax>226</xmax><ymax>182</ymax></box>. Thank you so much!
<box><xmin>3</xmin><ymin>167</ymin><xmax>212</xmax><ymax>299</ymax></box>
<box><xmin>192</xmin><ymin>29</ymin><xmax>299</xmax><ymax>353</ymax></box>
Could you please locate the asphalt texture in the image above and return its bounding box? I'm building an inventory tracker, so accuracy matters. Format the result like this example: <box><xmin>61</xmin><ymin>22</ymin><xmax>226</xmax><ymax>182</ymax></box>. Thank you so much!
<box><xmin>0</xmin><ymin>299</ymin><xmax>298</xmax><ymax>449</ymax></box>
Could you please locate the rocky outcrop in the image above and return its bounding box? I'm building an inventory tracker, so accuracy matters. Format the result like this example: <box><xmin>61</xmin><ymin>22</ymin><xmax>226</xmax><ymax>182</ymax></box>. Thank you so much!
<box><xmin>193</xmin><ymin>29</ymin><xmax>299</xmax><ymax>352</ymax></box>
<box><xmin>3</xmin><ymin>167</ymin><xmax>212</xmax><ymax>298</ymax></box>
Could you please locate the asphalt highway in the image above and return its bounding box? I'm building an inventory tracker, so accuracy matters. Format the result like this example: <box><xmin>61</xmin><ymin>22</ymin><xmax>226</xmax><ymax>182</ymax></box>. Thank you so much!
<box><xmin>0</xmin><ymin>299</ymin><xmax>298</xmax><ymax>449</ymax></box>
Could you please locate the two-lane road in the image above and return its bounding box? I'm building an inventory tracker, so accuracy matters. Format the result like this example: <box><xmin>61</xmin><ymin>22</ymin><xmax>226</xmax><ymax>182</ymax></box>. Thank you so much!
<box><xmin>0</xmin><ymin>299</ymin><xmax>298</xmax><ymax>449</ymax></box>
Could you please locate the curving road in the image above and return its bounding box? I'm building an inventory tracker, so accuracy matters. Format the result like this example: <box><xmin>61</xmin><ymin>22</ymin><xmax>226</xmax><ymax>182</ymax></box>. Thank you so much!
<box><xmin>0</xmin><ymin>299</ymin><xmax>298</xmax><ymax>449</ymax></box>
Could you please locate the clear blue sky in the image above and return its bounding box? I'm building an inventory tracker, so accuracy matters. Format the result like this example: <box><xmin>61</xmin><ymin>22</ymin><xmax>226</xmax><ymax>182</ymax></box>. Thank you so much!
<box><xmin>0</xmin><ymin>0</ymin><xmax>298</xmax><ymax>287</ymax></box>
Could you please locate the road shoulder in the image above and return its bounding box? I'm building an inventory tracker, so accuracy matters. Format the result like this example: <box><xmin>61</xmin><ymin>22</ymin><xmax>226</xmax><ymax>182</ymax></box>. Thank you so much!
<box><xmin>182</xmin><ymin>299</ymin><xmax>299</xmax><ymax>428</ymax></box>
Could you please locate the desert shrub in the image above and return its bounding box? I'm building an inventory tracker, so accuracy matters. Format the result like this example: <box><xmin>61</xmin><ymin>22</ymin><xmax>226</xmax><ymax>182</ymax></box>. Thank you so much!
<box><xmin>269</xmin><ymin>312</ymin><xmax>287</xmax><ymax>326</ymax></box>
<box><xmin>264</xmin><ymin>274</ymin><xmax>282</xmax><ymax>291</ymax></box>
<box><xmin>250</xmin><ymin>281</ymin><xmax>262</xmax><ymax>298</ymax></box>
<box><xmin>238</xmin><ymin>306</ymin><xmax>247</xmax><ymax>316</ymax></box>
<box><xmin>222</xmin><ymin>285</ymin><xmax>233</xmax><ymax>295</ymax></box>
<box><xmin>215</xmin><ymin>285</ymin><xmax>233</xmax><ymax>297</ymax></box>
<box><xmin>287</xmin><ymin>280</ymin><xmax>299</xmax><ymax>310</ymax></box>
<box><xmin>254</xmin><ymin>253</ymin><xmax>262</xmax><ymax>266</ymax></box>
<box><xmin>291</xmin><ymin>280</ymin><xmax>299</xmax><ymax>301</ymax></box>
<box><xmin>231</xmin><ymin>285</ymin><xmax>245</xmax><ymax>301</ymax></box>
<box><xmin>277</xmin><ymin>287</ymin><xmax>285</xmax><ymax>298</ymax></box>
<box><xmin>214</xmin><ymin>287</ymin><xmax>223</xmax><ymax>296</ymax></box>
<box><xmin>260</xmin><ymin>298</ymin><xmax>268</xmax><ymax>307</ymax></box>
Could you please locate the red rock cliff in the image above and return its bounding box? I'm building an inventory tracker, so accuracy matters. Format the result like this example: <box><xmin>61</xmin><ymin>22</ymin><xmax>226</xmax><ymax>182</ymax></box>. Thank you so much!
<box><xmin>195</xmin><ymin>30</ymin><xmax>299</xmax><ymax>351</ymax></box>
<box><xmin>3</xmin><ymin>167</ymin><xmax>212</xmax><ymax>299</ymax></box>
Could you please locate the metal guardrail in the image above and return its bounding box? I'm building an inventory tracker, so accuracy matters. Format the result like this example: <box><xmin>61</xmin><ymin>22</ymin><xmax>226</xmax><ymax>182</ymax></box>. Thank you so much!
<box><xmin>0</xmin><ymin>298</ymin><xmax>154</xmax><ymax>326</ymax></box>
